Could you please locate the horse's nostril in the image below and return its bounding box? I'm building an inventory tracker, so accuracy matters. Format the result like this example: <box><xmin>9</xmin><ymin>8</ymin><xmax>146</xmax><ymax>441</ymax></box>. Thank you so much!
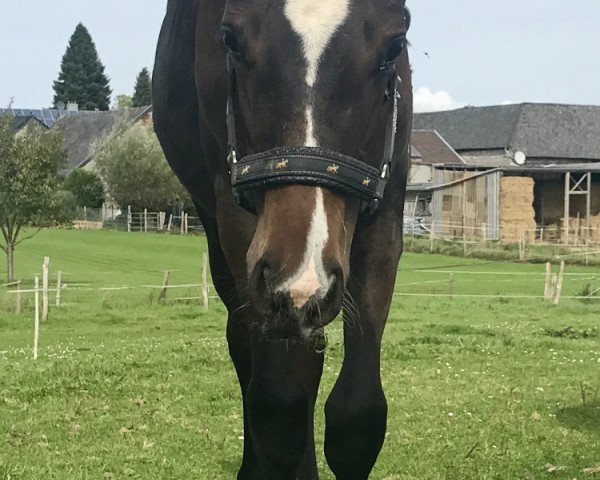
<box><xmin>262</xmin><ymin>264</ymin><xmax>271</xmax><ymax>281</ymax></box>
<box><xmin>249</xmin><ymin>256</ymin><xmax>277</xmax><ymax>298</ymax></box>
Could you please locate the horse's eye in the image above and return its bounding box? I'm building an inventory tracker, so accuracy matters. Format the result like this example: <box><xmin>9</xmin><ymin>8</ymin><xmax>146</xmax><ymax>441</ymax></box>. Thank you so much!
<box><xmin>404</xmin><ymin>6</ymin><xmax>412</xmax><ymax>31</ymax></box>
<box><xmin>221</xmin><ymin>26</ymin><xmax>243</xmax><ymax>56</ymax></box>
<box><xmin>385</xmin><ymin>35</ymin><xmax>407</xmax><ymax>63</ymax></box>
<box><xmin>379</xmin><ymin>35</ymin><xmax>407</xmax><ymax>73</ymax></box>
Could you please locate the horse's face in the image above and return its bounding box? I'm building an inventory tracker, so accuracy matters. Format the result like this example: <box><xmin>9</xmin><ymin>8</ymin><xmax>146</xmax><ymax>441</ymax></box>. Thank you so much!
<box><xmin>222</xmin><ymin>0</ymin><xmax>410</xmax><ymax>339</ymax></box>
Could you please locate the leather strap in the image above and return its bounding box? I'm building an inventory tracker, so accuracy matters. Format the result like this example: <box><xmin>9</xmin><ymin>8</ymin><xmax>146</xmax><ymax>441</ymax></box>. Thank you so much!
<box><xmin>226</xmin><ymin>55</ymin><xmax>238</xmax><ymax>166</ymax></box>
<box><xmin>231</xmin><ymin>146</ymin><xmax>387</xmax><ymax>213</ymax></box>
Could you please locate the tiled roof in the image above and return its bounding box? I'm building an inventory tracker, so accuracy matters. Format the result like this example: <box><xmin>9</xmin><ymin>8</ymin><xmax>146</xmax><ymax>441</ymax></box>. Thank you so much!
<box><xmin>410</xmin><ymin>130</ymin><xmax>465</xmax><ymax>165</ymax></box>
<box><xmin>54</xmin><ymin>106</ymin><xmax>152</xmax><ymax>173</ymax></box>
<box><xmin>413</xmin><ymin>103</ymin><xmax>600</xmax><ymax>160</ymax></box>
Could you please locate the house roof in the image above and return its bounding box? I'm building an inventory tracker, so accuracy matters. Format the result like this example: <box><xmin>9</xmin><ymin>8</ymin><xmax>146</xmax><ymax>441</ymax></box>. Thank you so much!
<box><xmin>11</xmin><ymin>116</ymin><xmax>47</xmax><ymax>132</ymax></box>
<box><xmin>410</xmin><ymin>130</ymin><xmax>465</xmax><ymax>165</ymax></box>
<box><xmin>413</xmin><ymin>103</ymin><xmax>600</xmax><ymax>160</ymax></box>
<box><xmin>55</xmin><ymin>106</ymin><xmax>152</xmax><ymax>174</ymax></box>
<box><xmin>0</xmin><ymin>108</ymin><xmax>83</xmax><ymax>128</ymax></box>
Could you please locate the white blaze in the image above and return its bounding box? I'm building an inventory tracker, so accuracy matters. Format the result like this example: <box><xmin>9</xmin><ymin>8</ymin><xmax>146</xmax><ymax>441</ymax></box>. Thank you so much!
<box><xmin>305</xmin><ymin>106</ymin><xmax>317</xmax><ymax>147</ymax></box>
<box><xmin>284</xmin><ymin>188</ymin><xmax>331</xmax><ymax>309</ymax></box>
<box><xmin>285</xmin><ymin>0</ymin><xmax>350</xmax><ymax>145</ymax></box>
<box><xmin>284</xmin><ymin>0</ymin><xmax>350</xmax><ymax>88</ymax></box>
<box><xmin>281</xmin><ymin>0</ymin><xmax>349</xmax><ymax>307</ymax></box>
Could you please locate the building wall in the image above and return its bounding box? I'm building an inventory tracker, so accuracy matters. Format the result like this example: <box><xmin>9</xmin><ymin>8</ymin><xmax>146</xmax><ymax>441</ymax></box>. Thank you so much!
<box><xmin>460</xmin><ymin>150</ymin><xmax>511</xmax><ymax>168</ymax></box>
<box><xmin>431</xmin><ymin>169</ymin><xmax>499</xmax><ymax>240</ymax></box>
<box><xmin>409</xmin><ymin>164</ymin><xmax>432</xmax><ymax>183</ymax></box>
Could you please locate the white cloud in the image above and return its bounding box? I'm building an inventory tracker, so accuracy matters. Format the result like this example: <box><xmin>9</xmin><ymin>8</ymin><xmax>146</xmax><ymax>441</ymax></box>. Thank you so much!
<box><xmin>501</xmin><ymin>99</ymin><xmax>518</xmax><ymax>105</ymax></box>
<box><xmin>413</xmin><ymin>87</ymin><xmax>464</xmax><ymax>113</ymax></box>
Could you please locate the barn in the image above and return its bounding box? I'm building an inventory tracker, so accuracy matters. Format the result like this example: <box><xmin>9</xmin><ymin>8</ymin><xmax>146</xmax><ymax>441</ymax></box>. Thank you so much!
<box><xmin>413</xmin><ymin>103</ymin><xmax>600</xmax><ymax>243</ymax></box>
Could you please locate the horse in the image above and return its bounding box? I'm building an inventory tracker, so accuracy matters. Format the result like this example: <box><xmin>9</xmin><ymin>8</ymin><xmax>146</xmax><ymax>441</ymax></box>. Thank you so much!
<box><xmin>153</xmin><ymin>0</ymin><xmax>412</xmax><ymax>477</ymax></box>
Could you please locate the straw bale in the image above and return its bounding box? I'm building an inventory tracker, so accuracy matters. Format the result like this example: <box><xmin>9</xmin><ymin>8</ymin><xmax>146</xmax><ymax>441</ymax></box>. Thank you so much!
<box><xmin>500</xmin><ymin>176</ymin><xmax>536</xmax><ymax>242</ymax></box>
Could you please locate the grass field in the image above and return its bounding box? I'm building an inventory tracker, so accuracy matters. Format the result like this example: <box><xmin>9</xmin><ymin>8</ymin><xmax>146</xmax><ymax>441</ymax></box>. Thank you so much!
<box><xmin>1</xmin><ymin>230</ymin><xmax>599</xmax><ymax>479</ymax></box>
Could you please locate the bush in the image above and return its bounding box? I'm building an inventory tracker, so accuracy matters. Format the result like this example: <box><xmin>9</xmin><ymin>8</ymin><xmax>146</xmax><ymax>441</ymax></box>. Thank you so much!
<box><xmin>93</xmin><ymin>116</ymin><xmax>187</xmax><ymax>212</ymax></box>
<box><xmin>62</xmin><ymin>169</ymin><xmax>105</xmax><ymax>208</ymax></box>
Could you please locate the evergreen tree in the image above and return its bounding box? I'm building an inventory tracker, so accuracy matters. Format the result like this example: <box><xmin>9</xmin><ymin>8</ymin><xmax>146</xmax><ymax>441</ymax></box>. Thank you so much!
<box><xmin>132</xmin><ymin>68</ymin><xmax>152</xmax><ymax>107</ymax></box>
<box><xmin>53</xmin><ymin>23</ymin><xmax>112</xmax><ymax>111</ymax></box>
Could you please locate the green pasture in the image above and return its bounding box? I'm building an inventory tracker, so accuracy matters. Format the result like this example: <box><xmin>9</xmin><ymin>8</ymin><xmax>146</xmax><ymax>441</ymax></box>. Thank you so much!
<box><xmin>1</xmin><ymin>230</ymin><xmax>599</xmax><ymax>479</ymax></box>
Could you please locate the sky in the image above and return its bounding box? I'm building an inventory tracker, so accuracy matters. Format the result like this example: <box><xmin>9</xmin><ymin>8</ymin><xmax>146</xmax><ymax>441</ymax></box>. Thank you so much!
<box><xmin>1</xmin><ymin>0</ymin><xmax>600</xmax><ymax>112</ymax></box>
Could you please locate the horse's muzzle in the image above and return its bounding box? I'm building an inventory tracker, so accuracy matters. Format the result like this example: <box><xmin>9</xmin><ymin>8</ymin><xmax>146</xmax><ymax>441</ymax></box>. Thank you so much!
<box><xmin>248</xmin><ymin>256</ymin><xmax>344</xmax><ymax>340</ymax></box>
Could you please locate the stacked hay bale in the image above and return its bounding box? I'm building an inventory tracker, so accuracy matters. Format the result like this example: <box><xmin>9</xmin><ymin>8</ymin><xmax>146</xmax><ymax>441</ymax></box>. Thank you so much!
<box><xmin>589</xmin><ymin>215</ymin><xmax>600</xmax><ymax>242</ymax></box>
<box><xmin>500</xmin><ymin>176</ymin><xmax>537</xmax><ymax>243</ymax></box>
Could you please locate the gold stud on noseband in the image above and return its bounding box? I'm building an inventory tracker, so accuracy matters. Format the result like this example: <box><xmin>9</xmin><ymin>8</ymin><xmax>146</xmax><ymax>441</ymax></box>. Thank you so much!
<box><xmin>241</xmin><ymin>165</ymin><xmax>250</xmax><ymax>175</ymax></box>
<box><xmin>327</xmin><ymin>164</ymin><xmax>340</xmax><ymax>174</ymax></box>
<box><xmin>362</xmin><ymin>178</ymin><xmax>371</xmax><ymax>187</ymax></box>
<box><xmin>275</xmin><ymin>159</ymin><xmax>289</xmax><ymax>169</ymax></box>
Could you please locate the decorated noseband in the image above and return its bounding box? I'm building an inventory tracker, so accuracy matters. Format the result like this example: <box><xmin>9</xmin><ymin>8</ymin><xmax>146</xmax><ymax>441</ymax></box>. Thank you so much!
<box><xmin>225</xmin><ymin>7</ymin><xmax>410</xmax><ymax>215</ymax></box>
<box><xmin>230</xmin><ymin>146</ymin><xmax>388</xmax><ymax>213</ymax></box>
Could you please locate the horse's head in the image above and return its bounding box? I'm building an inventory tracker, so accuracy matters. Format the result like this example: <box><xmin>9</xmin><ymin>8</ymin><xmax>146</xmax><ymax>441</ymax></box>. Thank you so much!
<box><xmin>220</xmin><ymin>0</ymin><xmax>411</xmax><ymax>339</ymax></box>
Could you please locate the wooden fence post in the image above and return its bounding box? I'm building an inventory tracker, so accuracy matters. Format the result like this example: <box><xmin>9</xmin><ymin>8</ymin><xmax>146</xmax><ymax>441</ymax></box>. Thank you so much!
<box><xmin>167</xmin><ymin>214</ymin><xmax>173</xmax><ymax>233</ymax></box>
<box><xmin>180</xmin><ymin>210</ymin><xmax>185</xmax><ymax>234</ymax></box>
<box><xmin>159</xmin><ymin>271</ymin><xmax>170</xmax><ymax>303</ymax></box>
<box><xmin>34</xmin><ymin>276</ymin><xmax>40</xmax><ymax>360</ymax></box>
<box><xmin>553</xmin><ymin>261</ymin><xmax>565</xmax><ymax>305</ymax></box>
<box><xmin>42</xmin><ymin>256</ymin><xmax>49</xmax><ymax>322</ymax></box>
<box><xmin>16</xmin><ymin>280</ymin><xmax>22</xmax><ymax>315</ymax></box>
<box><xmin>185</xmin><ymin>214</ymin><xmax>189</xmax><ymax>234</ymax></box>
<box><xmin>56</xmin><ymin>270</ymin><xmax>62</xmax><ymax>307</ymax></box>
<box><xmin>544</xmin><ymin>262</ymin><xmax>552</xmax><ymax>302</ymax></box>
<box><xmin>144</xmin><ymin>209</ymin><xmax>148</xmax><ymax>233</ymax></box>
<box><xmin>127</xmin><ymin>205</ymin><xmax>132</xmax><ymax>232</ymax></box>
<box><xmin>429</xmin><ymin>223</ymin><xmax>435</xmax><ymax>253</ymax></box>
<box><xmin>517</xmin><ymin>231</ymin><xmax>522</xmax><ymax>261</ymax></box>
<box><xmin>202</xmin><ymin>252</ymin><xmax>209</xmax><ymax>310</ymax></box>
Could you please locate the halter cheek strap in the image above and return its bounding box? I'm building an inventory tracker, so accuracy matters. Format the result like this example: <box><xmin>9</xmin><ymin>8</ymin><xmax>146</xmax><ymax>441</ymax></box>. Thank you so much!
<box><xmin>226</xmin><ymin>55</ymin><xmax>239</xmax><ymax>167</ymax></box>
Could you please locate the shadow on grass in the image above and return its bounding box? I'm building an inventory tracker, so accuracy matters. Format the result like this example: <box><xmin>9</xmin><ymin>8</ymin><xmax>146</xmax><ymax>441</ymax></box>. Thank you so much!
<box><xmin>556</xmin><ymin>401</ymin><xmax>600</xmax><ymax>432</ymax></box>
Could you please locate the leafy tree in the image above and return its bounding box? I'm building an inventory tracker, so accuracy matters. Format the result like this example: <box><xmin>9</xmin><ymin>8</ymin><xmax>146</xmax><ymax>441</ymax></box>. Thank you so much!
<box><xmin>62</xmin><ymin>169</ymin><xmax>105</xmax><ymax>208</ymax></box>
<box><xmin>132</xmin><ymin>68</ymin><xmax>152</xmax><ymax>107</ymax></box>
<box><xmin>93</xmin><ymin>117</ymin><xmax>186</xmax><ymax>212</ymax></box>
<box><xmin>114</xmin><ymin>94</ymin><xmax>133</xmax><ymax>110</ymax></box>
<box><xmin>0</xmin><ymin>117</ymin><xmax>68</xmax><ymax>282</ymax></box>
<box><xmin>53</xmin><ymin>23</ymin><xmax>112</xmax><ymax>111</ymax></box>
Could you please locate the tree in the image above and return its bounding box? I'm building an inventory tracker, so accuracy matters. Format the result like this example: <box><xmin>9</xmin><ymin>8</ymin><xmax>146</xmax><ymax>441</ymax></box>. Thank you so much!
<box><xmin>114</xmin><ymin>94</ymin><xmax>133</xmax><ymax>110</ymax></box>
<box><xmin>62</xmin><ymin>169</ymin><xmax>105</xmax><ymax>208</ymax></box>
<box><xmin>0</xmin><ymin>117</ymin><xmax>68</xmax><ymax>282</ymax></box>
<box><xmin>93</xmin><ymin>116</ymin><xmax>186</xmax><ymax>212</ymax></box>
<box><xmin>132</xmin><ymin>68</ymin><xmax>152</xmax><ymax>107</ymax></box>
<box><xmin>53</xmin><ymin>23</ymin><xmax>112</xmax><ymax>111</ymax></box>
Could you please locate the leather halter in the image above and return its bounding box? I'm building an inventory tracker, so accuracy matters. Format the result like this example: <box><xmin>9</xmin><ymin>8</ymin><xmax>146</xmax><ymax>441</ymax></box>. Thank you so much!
<box><xmin>226</xmin><ymin>10</ymin><xmax>409</xmax><ymax>215</ymax></box>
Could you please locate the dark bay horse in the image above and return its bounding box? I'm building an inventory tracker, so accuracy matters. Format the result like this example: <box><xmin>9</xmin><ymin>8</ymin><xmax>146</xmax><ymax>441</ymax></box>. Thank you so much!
<box><xmin>153</xmin><ymin>0</ymin><xmax>412</xmax><ymax>477</ymax></box>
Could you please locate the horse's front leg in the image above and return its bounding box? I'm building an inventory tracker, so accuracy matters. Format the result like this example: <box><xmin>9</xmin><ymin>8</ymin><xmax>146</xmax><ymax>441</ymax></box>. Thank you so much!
<box><xmin>247</xmin><ymin>338</ymin><xmax>323</xmax><ymax>480</ymax></box>
<box><xmin>324</xmin><ymin>219</ymin><xmax>402</xmax><ymax>480</ymax></box>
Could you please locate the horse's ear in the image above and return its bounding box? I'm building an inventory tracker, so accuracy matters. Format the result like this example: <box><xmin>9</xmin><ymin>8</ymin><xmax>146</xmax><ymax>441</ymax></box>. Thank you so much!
<box><xmin>404</xmin><ymin>6</ymin><xmax>411</xmax><ymax>31</ymax></box>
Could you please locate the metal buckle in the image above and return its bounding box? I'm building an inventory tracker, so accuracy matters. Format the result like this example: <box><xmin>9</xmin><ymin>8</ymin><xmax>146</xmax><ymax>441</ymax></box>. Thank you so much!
<box><xmin>227</xmin><ymin>148</ymin><xmax>237</xmax><ymax>165</ymax></box>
